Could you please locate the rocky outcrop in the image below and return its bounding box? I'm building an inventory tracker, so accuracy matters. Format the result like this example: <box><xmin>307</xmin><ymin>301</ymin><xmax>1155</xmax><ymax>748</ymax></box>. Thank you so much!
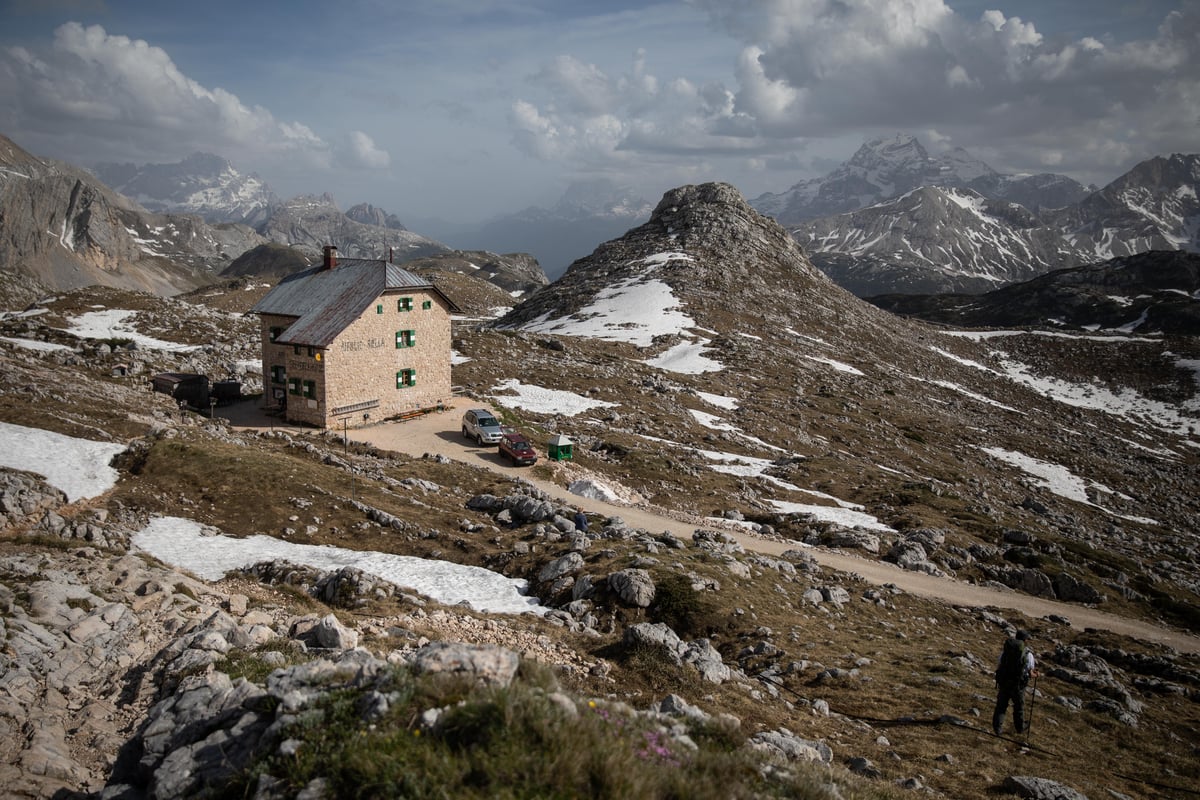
<box><xmin>0</xmin><ymin>135</ymin><xmax>257</xmax><ymax>295</ymax></box>
<box><xmin>0</xmin><ymin>547</ymin><xmax>289</xmax><ymax>797</ymax></box>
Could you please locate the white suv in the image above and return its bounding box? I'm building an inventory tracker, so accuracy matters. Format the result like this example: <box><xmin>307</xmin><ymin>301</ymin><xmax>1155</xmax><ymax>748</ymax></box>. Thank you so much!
<box><xmin>461</xmin><ymin>408</ymin><xmax>503</xmax><ymax>444</ymax></box>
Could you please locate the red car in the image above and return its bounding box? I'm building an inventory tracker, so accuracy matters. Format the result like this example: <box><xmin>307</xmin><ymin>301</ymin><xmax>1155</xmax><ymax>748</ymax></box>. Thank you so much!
<box><xmin>498</xmin><ymin>432</ymin><xmax>538</xmax><ymax>466</ymax></box>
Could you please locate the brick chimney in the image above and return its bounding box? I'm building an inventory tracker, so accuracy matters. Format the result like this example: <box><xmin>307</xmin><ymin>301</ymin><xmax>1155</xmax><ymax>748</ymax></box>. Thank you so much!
<box><xmin>322</xmin><ymin>245</ymin><xmax>338</xmax><ymax>270</ymax></box>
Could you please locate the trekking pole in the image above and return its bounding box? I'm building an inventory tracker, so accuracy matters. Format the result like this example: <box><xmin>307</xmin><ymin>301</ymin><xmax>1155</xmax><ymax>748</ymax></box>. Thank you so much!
<box><xmin>1025</xmin><ymin>675</ymin><xmax>1038</xmax><ymax>735</ymax></box>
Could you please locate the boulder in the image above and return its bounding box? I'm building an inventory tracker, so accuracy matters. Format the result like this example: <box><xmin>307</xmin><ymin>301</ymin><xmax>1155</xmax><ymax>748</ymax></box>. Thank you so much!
<box><xmin>1053</xmin><ymin>573</ymin><xmax>1105</xmax><ymax>604</ymax></box>
<box><xmin>408</xmin><ymin>642</ymin><xmax>520</xmax><ymax>688</ymax></box>
<box><xmin>608</xmin><ymin>568</ymin><xmax>656</xmax><ymax>607</ymax></box>
<box><xmin>539</xmin><ymin>552</ymin><xmax>585</xmax><ymax>584</ymax></box>
<box><xmin>748</xmin><ymin>728</ymin><xmax>833</xmax><ymax>764</ymax></box>
<box><xmin>1002</xmin><ymin>776</ymin><xmax>1090</xmax><ymax>800</ymax></box>
<box><xmin>824</xmin><ymin>528</ymin><xmax>881</xmax><ymax>554</ymax></box>
<box><xmin>289</xmin><ymin>614</ymin><xmax>359</xmax><ymax>650</ymax></box>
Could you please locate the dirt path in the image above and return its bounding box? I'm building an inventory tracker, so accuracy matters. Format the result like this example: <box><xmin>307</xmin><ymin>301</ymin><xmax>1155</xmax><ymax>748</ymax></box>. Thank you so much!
<box><xmin>225</xmin><ymin>398</ymin><xmax>1200</xmax><ymax>654</ymax></box>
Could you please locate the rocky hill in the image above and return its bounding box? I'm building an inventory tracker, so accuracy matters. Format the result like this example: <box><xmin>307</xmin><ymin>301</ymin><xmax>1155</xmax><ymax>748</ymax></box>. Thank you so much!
<box><xmin>869</xmin><ymin>250</ymin><xmax>1200</xmax><ymax>335</ymax></box>
<box><xmin>345</xmin><ymin>202</ymin><xmax>408</xmax><ymax>230</ymax></box>
<box><xmin>0</xmin><ymin>183</ymin><xmax>1197</xmax><ymax>798</ymax></box>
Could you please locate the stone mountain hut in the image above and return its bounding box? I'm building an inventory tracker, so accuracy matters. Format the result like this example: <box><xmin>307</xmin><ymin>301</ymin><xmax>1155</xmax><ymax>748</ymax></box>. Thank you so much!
<box><xmin>251</xmin><ymin>246</ymin><xmax>460</xmax><ymax>428</ymax></box>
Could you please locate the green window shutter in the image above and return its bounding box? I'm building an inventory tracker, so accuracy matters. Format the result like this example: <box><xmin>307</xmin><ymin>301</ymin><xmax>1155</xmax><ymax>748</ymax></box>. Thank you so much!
<box><xmin>376</xmin><ymin>304</ymin><xmax>383</xmax><ymax>314</ymax></box>
<box><xmin>395</xmin><ymin>331</ymin><xmax>403</xmax><ymax>348</ymax></box>
<box><xmin>288</xmin><ymin>378</ymin><xmax>300</xmax><ymax>395</ymax></box>
<box><xmin>408</xmin><ymin>368</ymin><xmax>417</xmax><ymax>386</ymax></box>
<box><xmin>422</xmin><ymin>299</ymin><xmax>432</xmax><ymax>310</ymax></box>
<box><xmin>408</xmin><ymin>329</ymin><xmax>416</xmax><ymax>347</ymax></box>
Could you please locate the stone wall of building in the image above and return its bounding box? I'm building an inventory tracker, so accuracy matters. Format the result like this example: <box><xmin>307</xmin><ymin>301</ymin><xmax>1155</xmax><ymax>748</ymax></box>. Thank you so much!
<box><xmin>258</xmin><ymin>314</ymin><xmax>296</xmax><ymax>410</ymax></box>
<box><xmin>311</xmin><ymin>289</ymin><xmax>453</xmax><ymax>428</ymax></box>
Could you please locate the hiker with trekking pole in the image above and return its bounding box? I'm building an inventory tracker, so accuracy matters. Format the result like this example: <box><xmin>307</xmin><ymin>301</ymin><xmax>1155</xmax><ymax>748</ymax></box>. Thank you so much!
<box><xmin>993</xmin><ymin>629</ymin><xmax>1038</xmax><ymax>737</ymax></box>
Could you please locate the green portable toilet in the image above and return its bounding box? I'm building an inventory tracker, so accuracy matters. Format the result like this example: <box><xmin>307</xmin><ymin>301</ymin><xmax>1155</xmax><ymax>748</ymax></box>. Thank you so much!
<box><xmin>547</xmin><ymin>433</ymin><xmax>574</xmax><ymax>461</ymax></box>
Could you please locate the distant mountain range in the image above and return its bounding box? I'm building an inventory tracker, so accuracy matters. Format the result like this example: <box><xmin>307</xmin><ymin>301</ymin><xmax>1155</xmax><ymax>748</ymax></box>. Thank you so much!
<box><xmin>751</xmin><ymin>135</ymin><xmax>1200</xmax><ymax>296</ymax></box>
<box><xmin>4</xmin><ymin>128</ymin><xmax>1197</xmax><ymax>304</ymax></box>
<box><xmin>0</xmin><ymin>135</ymin><xmax>549</xmax><ymax>304</ymax></box>
<box><xmin>93</xmin><ymin>152</ymin><xmax>278</xmax><ymax>227</ymax></box>
<box><xmin>752</xmin><ymin>134</ymin><xmax>1095</xmax><ymax>225</ymax></box>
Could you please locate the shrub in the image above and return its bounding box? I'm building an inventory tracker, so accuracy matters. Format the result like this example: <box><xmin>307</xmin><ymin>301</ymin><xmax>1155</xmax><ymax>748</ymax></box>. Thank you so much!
<box><xmin>650</xmin><ymin>572</ymin><xmax>717</xmax><ymax>638</ymax></box>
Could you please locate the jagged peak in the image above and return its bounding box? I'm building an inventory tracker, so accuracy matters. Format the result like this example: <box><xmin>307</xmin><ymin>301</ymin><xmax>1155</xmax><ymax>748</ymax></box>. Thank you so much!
<box><xmin>850</xmin><ymin>133</ymin><xmax>929</xmax><ymax>166</ymax></box>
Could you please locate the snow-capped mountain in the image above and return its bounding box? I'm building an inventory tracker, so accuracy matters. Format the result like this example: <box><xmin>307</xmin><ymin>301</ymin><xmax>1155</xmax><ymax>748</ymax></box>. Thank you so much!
<box><xmin>456</xmin><ymin>179</ymin><xmax>654</xmax><ymax>280</ymax></box>
<box><xmin>795</xmin><ymin>185</ymin><xmax>1087</xmax><ymax>295</ymax></box>
<box><xmin>794</xmin><ymin>153</ymin><xmax>1200</xmax><ymax>296</ymax></box>
<box><xmin>755</xmin><ymin>134</ymin><xmax>1015</xmax><ymax>226</ymax></box>
<box><xmin>93</xmin><ymin>152</ymin><xmax>278</xmax><ymax>227</ymax></box>
<box><xmin>1053</xmin><ymin>153</ymin><xmax>1200</xmax><ymax>261</ymax></box>
<box><xmin>752</xmin><ymin>133</ymin><xmax>1093</xmax><ymax>225</ymax></box>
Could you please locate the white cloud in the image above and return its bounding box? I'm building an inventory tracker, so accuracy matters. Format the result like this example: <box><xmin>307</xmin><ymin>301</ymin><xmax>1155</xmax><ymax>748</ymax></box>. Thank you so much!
<box><xmin>338</xmin><ymin>130</ymin><xmax>391</xmax><ymax>169</ymax></box>
<box><xmin>511</xmin><ymin>1</ymin><xmax>1199</xmax><ymax>187</ymax></box>
<box><xmin>0</xmin><ymin>22</ymin><xmax>391</xmax><ymax>180</ymax></box>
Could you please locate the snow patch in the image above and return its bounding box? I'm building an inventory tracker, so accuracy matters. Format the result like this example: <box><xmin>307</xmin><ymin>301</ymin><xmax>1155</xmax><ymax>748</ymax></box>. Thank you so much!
<box><xmin>0</xmin><ymin>422</ymin><xmax>125</xmax><ymax>502</ymax></box>
<box><xmin>490</xmin><ymin>378</ymin><xmax>616</xmax><ymax>416</ymax></box>
<box><xmin>132</xmin><ymin>517</ymin><xmax>544</xmax><ymax>615</ymax></box>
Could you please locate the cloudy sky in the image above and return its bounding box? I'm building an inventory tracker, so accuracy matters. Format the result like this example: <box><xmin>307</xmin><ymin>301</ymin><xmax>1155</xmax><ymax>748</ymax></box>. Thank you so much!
<box><xmin>0</xmin><ymin>0</ymin><xmax>1195</xmax><ymax>225</ymax></box>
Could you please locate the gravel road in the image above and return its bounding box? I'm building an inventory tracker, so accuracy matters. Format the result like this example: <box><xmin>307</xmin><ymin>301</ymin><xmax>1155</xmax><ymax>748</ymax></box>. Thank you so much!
<box><xmin>227</xmin><ymin>397</ymin><xmax>1200</xmax><ymax>654</ymax></box>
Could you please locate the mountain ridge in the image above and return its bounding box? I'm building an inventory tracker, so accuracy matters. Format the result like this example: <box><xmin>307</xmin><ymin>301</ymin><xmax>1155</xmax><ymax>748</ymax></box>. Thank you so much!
<box><xmin>772</xmin><ymin>140</ymin><xmax>1199</xmax><ymax>296</ymax></box>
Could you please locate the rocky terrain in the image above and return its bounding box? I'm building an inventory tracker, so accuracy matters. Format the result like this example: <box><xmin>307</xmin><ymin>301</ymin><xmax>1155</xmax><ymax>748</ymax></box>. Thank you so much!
<box><xmin>0</xmin><ymin>181</ymin><xmax>1197</xmax><ymax>798</ymax></box>
<box><xmin>869</xmin><ymin>250</ymin><xmax>1200</xmax><ymax>335</ymax></box>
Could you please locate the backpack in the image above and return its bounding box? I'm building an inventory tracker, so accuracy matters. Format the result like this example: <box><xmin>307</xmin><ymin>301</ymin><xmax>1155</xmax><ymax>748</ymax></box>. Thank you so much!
<box><xmin>996</xmin><ymin>637</ymin><xmax>1028</xmax><ymax>687</ymax></box>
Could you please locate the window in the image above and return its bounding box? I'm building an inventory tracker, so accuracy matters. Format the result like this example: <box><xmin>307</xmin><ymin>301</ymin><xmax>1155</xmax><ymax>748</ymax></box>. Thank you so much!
<box><xmin>293</xmin><ymin>345</ymin><xmax>301</xmax><ymax>355</ymax></box>
<box><xmin>398</xmin><ymin>297</ymin><xmax>413</xmax><ymax>312</ymax></box>
<box><xmin>396</xmin><ymin>368</ymin><xmax>416</xmax><ymax>388</ymax></box>
<box><xmin>287</xmin><ymin>378</ymin><xmax>301</xmax><ymax>395</ymax></box>
<box><xmin>376</xmin><ymin>304</ymin><xmax>383</xmax><ymax>314</ymax></box>
<box><xmin>302</xmin><ymin>380</ymin><xmax>317</xmax><ymax>399</ymax></box>
<box><xmin>421</xmin><ymin>299</ymin><xmax>432</xmax><ymax>310</ymax></box>
<box><xmin>270</xmin><ymin>365</ymin><xmax>286</xmax><ymax>384</ymax></box>
<box><xmin>269</xmin><ymin>326</ymin><xmax>283</xmax><ymax>342</ymax></box>
<box><xmin>395</xmin><ymin>329</ymin><xmax>415</xmax><ymax>348</ymax></box>
<box><xmin>307</xmin><ymin>346</ymin><xmax>316</xmax><ymax>358</ymax></box>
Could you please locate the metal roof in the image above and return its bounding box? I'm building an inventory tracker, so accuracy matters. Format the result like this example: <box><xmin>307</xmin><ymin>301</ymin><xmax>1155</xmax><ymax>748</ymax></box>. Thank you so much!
<box><xmin>250</xmin><ymin>258</ymin><xmax>459</xmax><ymax>347</ymax></box>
